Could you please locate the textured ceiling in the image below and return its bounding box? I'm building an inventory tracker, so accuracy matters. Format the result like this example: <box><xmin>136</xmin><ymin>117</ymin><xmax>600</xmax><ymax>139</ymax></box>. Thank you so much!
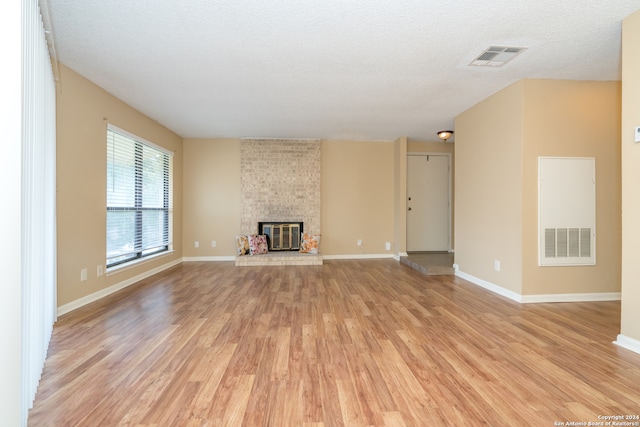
<box><xmin>45</xmin><ymin>0</ymin><xmax>639</xmax><ymax>141</ymax></box>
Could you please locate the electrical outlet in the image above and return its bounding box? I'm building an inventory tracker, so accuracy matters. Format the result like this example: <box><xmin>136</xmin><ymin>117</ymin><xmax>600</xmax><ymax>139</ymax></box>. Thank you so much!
<box><xmin>494</xmin><ymin>260</ymin><xmax>501</xmax><ymax>272</ymax></box>
<box><xmin>385</xmin><ymin>242</ymin><xmax>391</xmax><ymax>251</ymax></box>
<box><xmin>194</xmin><ymin>241</ymin><xmax>199</xmax><ymax>248</ymax></box>
<box><xmin>80</xmin><ymin>268</ymin><xmax>87</xmax><ymax>282</ymax></box>
<box><xmin>635</xmin><ymin>126</ymin><xmax>640</xmax><ymax>143</ymax></box>
<box><xmin>357</xmin><ymin>239</ymin><xmax>362</xmax><ymax>246</ymax></box>
<box><xmin>211</xmin><ymin>240</ymin><xmax>217</xmax><ymax>248</ymax></box>
<box><xmin>97</xmin><ymin>265</ymin><xmax>103</xmax><ymax>277</ymax></box>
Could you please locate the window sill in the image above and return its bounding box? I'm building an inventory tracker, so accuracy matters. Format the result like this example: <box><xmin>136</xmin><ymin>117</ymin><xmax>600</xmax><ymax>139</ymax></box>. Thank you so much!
<box><xmin>106</xmin><ymin>250</ymin><xmax>176</xmax><ymax>277</ymax></box>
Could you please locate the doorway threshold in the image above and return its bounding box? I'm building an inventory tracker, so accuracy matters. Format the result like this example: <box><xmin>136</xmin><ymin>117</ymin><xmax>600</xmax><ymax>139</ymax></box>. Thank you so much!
<box><xmin>401</xmin><ymin>252</ymin><xmax>454</xmax><ymax>275</ymax></box>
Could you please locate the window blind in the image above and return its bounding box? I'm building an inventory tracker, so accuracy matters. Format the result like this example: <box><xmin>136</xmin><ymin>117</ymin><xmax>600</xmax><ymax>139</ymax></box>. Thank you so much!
<box><xmin>106</xmin><ymin>127</ymin><xmax>172</xmax><ymax>267</ymax></box>
<box><xmin>21</xmin><ymin>0</ymin><xmax>57</xmax><ymax>422</ymax></box>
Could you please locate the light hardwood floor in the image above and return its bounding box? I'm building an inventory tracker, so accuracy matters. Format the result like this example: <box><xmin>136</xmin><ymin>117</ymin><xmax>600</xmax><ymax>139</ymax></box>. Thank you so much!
<box><xmin>29</xmin><ymin>260</ymin><xmax>640</xmax><ymax>426</ymax></box>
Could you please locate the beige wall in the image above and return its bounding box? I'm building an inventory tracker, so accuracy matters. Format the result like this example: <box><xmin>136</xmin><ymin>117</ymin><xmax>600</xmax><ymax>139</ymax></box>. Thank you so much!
<box><xmin>181</xmin><ymin>138</ymin><xmax>395</xmax><ymax>257</ymax></box>
<box><xmin>455</xmin><ymin>81</ymin><xmax>525</xmax><ymax>294</ymax></box>
<box><xmin>394</xmin><ymin>137</ymin><xmax>407</xmax><ymax>255</ymax></box>
<box><xmin>56</xmin><ymin>64</ymin><xmax>183</xmax><ymax>307</ymax></box>
<box><xmin>621</xmin><ymin>10</ymin><xmax>640</xmax><ymax>341</ymax></box>
<box><xmin>521</xmin><ymin>79</ymin><xmax>621</xmax><ymax>295</ymax></box>
<box><xmin>320</xmin><ymin>140</ymin><xmax>395</xmax><ymax>255</ymax></box>
<box><xmin>455</xmin><ymin>78</ymin><xmax>622</xmax><ymax>298</ymax></box>
<box><xmin>183</xmin><ymin>139</ymin><xmax>241</xmax><ymax>257</ymax></box>
<box><xmin>407</xmin><ymin>140</ymin><xmax>455</xmax><ymax>154</ymax></box>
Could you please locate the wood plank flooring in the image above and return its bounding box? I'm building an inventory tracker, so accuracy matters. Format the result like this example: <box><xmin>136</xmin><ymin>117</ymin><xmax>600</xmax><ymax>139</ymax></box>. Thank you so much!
<box><xmin>29</xmin><ymin>260</ymin><xmax>640</xmax><ymax>426</ymax></box>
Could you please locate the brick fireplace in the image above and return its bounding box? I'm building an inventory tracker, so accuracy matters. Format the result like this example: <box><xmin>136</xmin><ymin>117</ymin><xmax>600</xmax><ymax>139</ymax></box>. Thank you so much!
<box><xmin>237</xmin><ymin>138</ymin><xmax>322</xmax><ymax>265</ymax></box>
<box><xmin>239</xmin><ymin>138</ymin><xmax>321</xmax><ymax>236</ymax></box>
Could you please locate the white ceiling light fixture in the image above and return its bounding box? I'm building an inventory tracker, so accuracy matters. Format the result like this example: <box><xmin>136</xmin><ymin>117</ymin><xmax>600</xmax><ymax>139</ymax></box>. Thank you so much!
<box><xmin>469</xmin><ymin>46</ymin><xmax>527</xmax><ymax>67</ymax></box>
<box><xmin>437</xmin><ymin>130</ymin><xmax>454</xmax><ymax>142</ymax></box>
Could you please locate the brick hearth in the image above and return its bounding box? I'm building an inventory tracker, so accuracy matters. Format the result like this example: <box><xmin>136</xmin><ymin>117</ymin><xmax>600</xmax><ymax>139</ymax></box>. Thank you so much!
<box><xmin>235</xmin><ymin>252</ymin><xmax>323</xmax><ymax>266</ymax></box>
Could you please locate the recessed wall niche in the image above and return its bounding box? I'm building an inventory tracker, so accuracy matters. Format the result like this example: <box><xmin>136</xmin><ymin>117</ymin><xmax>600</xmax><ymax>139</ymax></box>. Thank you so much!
<box><xmin>240</xmin><ymin>138</ymin><xmax>321</xmax><ymax>236</ymax></box>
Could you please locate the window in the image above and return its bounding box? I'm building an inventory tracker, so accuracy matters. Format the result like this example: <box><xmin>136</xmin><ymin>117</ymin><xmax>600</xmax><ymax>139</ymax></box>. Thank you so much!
<box><xmin>106</xmin><ymin>125</ymin><xmax>173</xmax><ymax>268</ymax></box>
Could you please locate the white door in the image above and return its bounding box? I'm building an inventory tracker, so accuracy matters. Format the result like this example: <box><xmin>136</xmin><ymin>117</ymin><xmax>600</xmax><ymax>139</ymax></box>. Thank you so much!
<box><xmin>407</xmin><ymin>154</ymin><xmax>450</xmax><ymax>252</ymax></box>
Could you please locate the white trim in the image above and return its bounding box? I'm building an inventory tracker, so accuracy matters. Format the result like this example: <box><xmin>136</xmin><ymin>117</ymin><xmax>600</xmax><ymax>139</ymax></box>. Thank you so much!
<box><xmin>455</xmin><ymin>269</ymin><xmax>621</xmax><ymax>304</ymax></box>
<box><xmin>183</xmin><ymin>256</ymin><xmax>236</xmax><ymax>262</ymax></box>
<box><xmin>521</xmin><ymin>292</ymin><xmax>621</xmax><ymax>303</ymax></box>
<box><xmin>455</xmin><ymin>270</ymin><xmax>522</xmax><ymax>302</ymax></box>
<box><xmin>324</xmin><ymin>254</ymin><xmax>395</xmax><ymax>260</ymax></box>
<box><xmin>106</xmin><ymin>250</ymin><xmax>175</xmax><ymax>276</ymax></box>
<box><xmin>58</xmin><ymin>258</ymin><xmax>183</xmax><ymax>316</ymax></box>
<box><xmin>393</xmin><ymin>252</ymin><xmax>409</xmax><ymax>261</ymax></box>
<box><xmin>613</xmin><ymin>334</ymin><xmax>640</xmax><ymax>356</ymax></box>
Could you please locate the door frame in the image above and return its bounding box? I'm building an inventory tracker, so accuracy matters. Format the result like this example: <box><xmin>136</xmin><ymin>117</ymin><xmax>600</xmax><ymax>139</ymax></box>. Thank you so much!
<box><xmin>406</xmin><ymin>152</ymin><xmax>452</xmax><ymax>252</ymax></box>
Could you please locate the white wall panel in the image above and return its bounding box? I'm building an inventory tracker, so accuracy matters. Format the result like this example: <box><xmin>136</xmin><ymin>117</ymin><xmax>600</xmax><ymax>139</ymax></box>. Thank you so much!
<box><xmin>539</xmin><ymin>157</ymin><xmax>595</xmax><ymax>266</ymax></box>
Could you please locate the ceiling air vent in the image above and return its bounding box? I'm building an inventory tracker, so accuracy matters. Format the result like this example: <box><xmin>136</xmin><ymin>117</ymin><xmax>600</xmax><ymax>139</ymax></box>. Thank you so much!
<box><xmin>469</xmin><ymin>46</ymin><xmax>526</xmax><ymax>67</ymax></box>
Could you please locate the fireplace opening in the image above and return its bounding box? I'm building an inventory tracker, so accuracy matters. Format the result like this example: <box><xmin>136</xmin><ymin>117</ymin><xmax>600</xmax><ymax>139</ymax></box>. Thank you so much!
<box><xmin>258</xmin><ymin>222</ymin><xmax>303</xmax><ymax>251</ymax></box>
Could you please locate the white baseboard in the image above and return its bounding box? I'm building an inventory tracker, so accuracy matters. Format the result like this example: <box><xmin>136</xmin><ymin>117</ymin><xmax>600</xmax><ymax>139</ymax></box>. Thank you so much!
<box><xmin>185</xmin><ymin>254</ymin><xmax>397</xmax><ymax>261</ymax></box>
<box><xmin>521</xmin><ymin>292</ymin><xmax>621</xmax><ymax>303</ymax></box>
<box><xmin>456</xmin><ymin>270</ymin><xmax>622</xmax><ymax>304</ymax></box>
<box><xmin>185</xmin><ymin>254</ymin><xmax>397</xmax><ymax>262</ymax></box>
<box><xmin>57</xmin><ymin>258</ymin><xmax>183</xmax><ymax>316</ymax></box>
<box><xmin>393</xmin><ymin>251</ymin><xmax>409</xmax><ymax>261</ymax></box>
<box><xmin>323</xmin><ymin>254</ymin><xmax>395</xmax><ymax>260</ymax></box>
<box><xmin>455</xmin><ymin>270</ymin><xmax>522</xmax><ymax>302</ymax></box>
<box><xmin>183</xmin><ymin>256</ymin><xmax>236</xmax><ymax>262</ymax></box>
<box><xmin>182</xmin><ymin>254</ymin><xmax>399</xmax><ymax>262</ymax></box>
<box><xmin>614</xmin><ymin>334</ymin><xmax>640</xmax><ymax>356</ymax></box>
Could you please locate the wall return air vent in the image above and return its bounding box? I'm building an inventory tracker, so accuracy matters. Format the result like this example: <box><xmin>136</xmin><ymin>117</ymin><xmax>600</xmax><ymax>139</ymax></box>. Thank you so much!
<box><xmin>469</xmin><ymin>46</ymin><xmax>526</xmax><ymax>67</ymax></box>
<box><xmin>538</xmin><ymin>157</ymin><xmax>596</xmax><ymax>267</ymax></box>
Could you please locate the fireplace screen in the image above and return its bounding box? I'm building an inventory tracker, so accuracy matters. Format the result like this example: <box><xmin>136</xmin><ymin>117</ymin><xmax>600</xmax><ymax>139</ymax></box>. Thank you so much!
<box><xmin>259</xmin><ymin>222</ymin><xmax>302</xmax><ymax>251</ymax></box>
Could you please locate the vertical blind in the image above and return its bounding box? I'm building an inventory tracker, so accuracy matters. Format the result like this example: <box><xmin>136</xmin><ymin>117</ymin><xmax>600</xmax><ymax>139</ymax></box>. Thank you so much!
<box><xmin>106</xmin><ymin>127</ymin><xmax>173</xmax><ymax>267</ymax></box>
<box><xmin>22</xmin><ymin>0</ymin><xmax>57</xmax><ymax>424</ymax></box>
